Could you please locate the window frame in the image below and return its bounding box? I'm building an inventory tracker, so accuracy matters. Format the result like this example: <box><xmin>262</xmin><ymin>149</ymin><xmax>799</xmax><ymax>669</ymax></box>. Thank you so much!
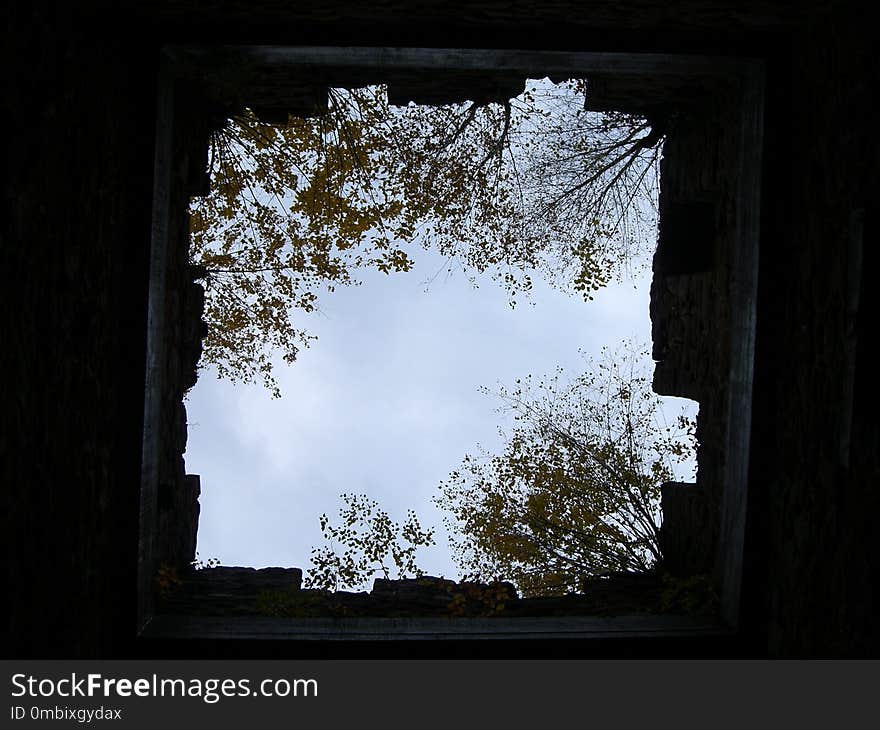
<box><xmin>137</xmin><ymin>45</ymin><xmax>763</xmax><ymax>653</ymax></box>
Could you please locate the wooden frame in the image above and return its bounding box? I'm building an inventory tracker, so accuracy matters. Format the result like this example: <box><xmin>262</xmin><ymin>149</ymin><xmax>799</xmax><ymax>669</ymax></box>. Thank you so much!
<box><xmin>138</xmin><ymin>45</ymin><xmax>764</xmax><ymax>652</ymax></box>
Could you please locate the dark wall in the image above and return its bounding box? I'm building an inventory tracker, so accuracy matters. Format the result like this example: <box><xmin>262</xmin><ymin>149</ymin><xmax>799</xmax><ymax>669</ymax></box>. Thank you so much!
<box><xmin>152</xmin><ymin>80</ymin><xmax>213</xmax><ymax>576</ymax></box>
<box><xmin>3</xmin><ymin>0</ymin><xmax>877</xmax><ymax>657</ymax></box>
<box><xmin>744</xmin><ymin>6</ymin><xmax>880</xmax><ymax>656</ymax></box>
<box><xmin>3</xmin><ymin>4</ymin><xmax>157</xmax><ymax>656</ymax></box>
<box><xmin>118</xmin><ymin>0</ymin><xmax>808</xmax><ymax>52</ymax></box>
<box><xmin>651</xmin><ymin>89</ymin><xmax>745</xmax><ymax>579</ymax></box>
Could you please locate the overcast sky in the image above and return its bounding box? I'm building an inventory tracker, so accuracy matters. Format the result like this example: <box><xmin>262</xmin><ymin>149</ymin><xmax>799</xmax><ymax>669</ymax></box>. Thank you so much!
<box><xmin>184</xmin><ymin>246</ymin><xmax>696</xmax><ymax>583</ymax></box>
<box><xmin>184</xmin><ymin>79</ymin><xmax>697</xmax><ymax>586</ymax></box>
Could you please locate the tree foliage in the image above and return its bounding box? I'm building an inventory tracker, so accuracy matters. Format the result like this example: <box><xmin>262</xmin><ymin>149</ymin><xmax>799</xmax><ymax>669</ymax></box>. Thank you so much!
<box><xmin>390</xmin><ymin>79</ymin><xmax>662</xmax><ymax>297</ymax></box>
<box><xmin>305</xmin><ymin>493</ymin><xmax>436</xmax><ymax>592</ymax></box>
<box><xmin>435</xmin><ymin>343</ymin><xmax>696</xmax><ymax>597</ymax></box>
<box><xmin>303</xmin><ymin>345</ymin><xmax>696</xmax><ymax>598</ymax></box>
<box><xmin>190</xmin><ymin>80</ymin><xmax>664</xmax><ymax>394</ymax></box>
<box><xmin>189</xmin><ymin>91</ymin><xmax>416</xmax><ymax>395</ymax></box>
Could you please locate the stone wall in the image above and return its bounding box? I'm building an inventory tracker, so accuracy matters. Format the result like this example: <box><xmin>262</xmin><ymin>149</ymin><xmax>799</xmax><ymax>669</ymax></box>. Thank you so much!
<box><xmin>649</xmin><ymin>90</ymin><xmax>746</xmax><ymax>579</ymax></box>
<box><xmin>153</xmin><ymin>81</ymin><xmax>215</xmax><ymax>572</ymax></box>
<box><xmin>160</xmin><ymin>572</ymin><xmax>676</xmax><ymax>618</ymax></box>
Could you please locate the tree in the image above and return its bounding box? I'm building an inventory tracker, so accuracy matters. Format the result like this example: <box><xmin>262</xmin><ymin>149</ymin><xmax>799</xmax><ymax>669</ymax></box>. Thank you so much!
<box><xmin>435</xmin><ymin>343</ymin><xmax>695</xmax><ymax>597</ymax></box>
<box><xmin>304</xmin><ymin>493</ymin><xmax>436</xmax><ymax>592</ymax></box>
<box><xmin>388</xmin><ymin>79</ymin><xmax>662</xmax><ymax>298</ymax></box>
<box><xmin>302</xmin><ymin>344</ymin><xmax>695</xmax><ymax>598</ymax></box>
<box><xmin>189</xmin><ymin>80</ymin><xmax>664</xmax><ymax>394</ymax></box>
<box><xmin>189</xmin><ymin>92</ymin><xmax>418</xmax><ymax>396</ymax></box>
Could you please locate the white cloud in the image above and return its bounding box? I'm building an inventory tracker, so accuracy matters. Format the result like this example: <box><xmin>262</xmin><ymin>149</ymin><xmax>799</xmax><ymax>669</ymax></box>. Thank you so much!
<box><xmin>185</xmin><ymin>247</ymin><xmax>676</xmax><ymax>576</ymax></box>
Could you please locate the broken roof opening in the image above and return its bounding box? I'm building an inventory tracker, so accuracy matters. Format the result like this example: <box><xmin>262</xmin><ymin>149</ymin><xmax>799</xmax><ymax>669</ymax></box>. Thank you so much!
<box><xmin>138</xmin><ymin>45</ymin><xmax>762</xmax><ymax>652</ymax></box>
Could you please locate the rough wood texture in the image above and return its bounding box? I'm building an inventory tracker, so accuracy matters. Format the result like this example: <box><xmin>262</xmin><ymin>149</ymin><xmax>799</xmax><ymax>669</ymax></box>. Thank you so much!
<box><xmin>143</xmin><ymin>613</ymin><xmax>726</xmax><ymax>642</ymax></box>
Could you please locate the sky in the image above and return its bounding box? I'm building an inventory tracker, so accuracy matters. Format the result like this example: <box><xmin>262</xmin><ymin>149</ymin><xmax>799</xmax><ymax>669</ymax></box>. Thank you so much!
<box><xmin>184</xmin><ymin>246</ymin><xmax>697</xmax><ymax>583</ymax></box>
<box><xmin>183</xmin><ymin>79</ymin><xmax>697</xmax><ymax>587</ymax></box>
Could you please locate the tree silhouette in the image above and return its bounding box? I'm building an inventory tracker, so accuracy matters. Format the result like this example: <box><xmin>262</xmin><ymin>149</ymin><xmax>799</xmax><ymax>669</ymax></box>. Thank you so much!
<box><xmin>303</xmin><ymin>345</ymin><xmax>695</xmax><ymax>597</ymax></box>
<box><xmin>435</xmin><ymin>343</ymin><xmax>695</xmax><ymax>597</ymax></box>
<box><xmin>305</xmin><ymin>493</ymin><xmax>435</xmax><ymax>592</ymax></box>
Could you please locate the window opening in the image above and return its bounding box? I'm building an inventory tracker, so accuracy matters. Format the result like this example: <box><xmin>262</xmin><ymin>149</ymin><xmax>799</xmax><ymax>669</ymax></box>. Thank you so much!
<box><xmin>139</xmin><ymin>47</ymin><xmax>762</xmax><ymax>645</ymax></box>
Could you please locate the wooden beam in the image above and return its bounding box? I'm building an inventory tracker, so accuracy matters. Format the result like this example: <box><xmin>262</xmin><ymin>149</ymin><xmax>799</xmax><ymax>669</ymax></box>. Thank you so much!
<box><xmin>143</xmin><ymin>614</ymin><xmax>729</xmax><ymax>642</ymax></box>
